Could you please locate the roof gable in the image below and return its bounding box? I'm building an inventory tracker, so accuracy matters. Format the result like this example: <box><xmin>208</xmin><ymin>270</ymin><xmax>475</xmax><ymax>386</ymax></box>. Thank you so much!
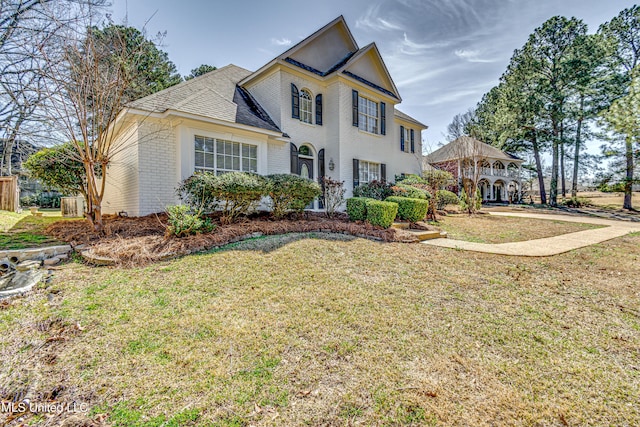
<box><xmin>282</xmin><ymin>16</ymin><xmax>358</xmax><ymax>74</ymax></box>
<box><xmin>425</xmin><ymin>137</ymin><xmax>523</xmax><ymax>164</ymax></box>
<box><xmin>126</xmin><ymin>64</ymin><xmax>281</xmax><ymax>134</ymax></box>
<box><xmin>340</xmin><ymin>43</ymin><xmax>400</xmax><ymax>100</ymax></box>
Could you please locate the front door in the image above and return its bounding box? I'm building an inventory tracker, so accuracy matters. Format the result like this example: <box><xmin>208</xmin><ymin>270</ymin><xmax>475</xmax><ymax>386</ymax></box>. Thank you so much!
<box><xmin>299</xmin><ymin>157</ymin><xmax>313</xmax><ymax>180</ymax></box>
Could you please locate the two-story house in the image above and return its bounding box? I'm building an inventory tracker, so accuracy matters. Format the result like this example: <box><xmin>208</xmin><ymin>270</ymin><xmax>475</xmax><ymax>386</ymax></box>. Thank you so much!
<box><xmin>424</xmin><ymin>136</ymin><xmax>523</xmax><ymax>203</ymax></box>
<box><xmin>102</xmin><ymin>16</ymin><xmax>427</xmax><ymax>216</ymax></box>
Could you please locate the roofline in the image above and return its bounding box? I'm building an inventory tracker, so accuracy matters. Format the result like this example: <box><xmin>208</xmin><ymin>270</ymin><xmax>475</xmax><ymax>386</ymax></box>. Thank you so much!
<box><xmin>338</xmin><ymin>42</ymin><xmax>401</xmax><ymax>101</ymax></box>
<box><xmin>121</xmin><ymin>107</ymin><xmax>290</xmax><ymax>140</ymax></box>
<box><xmin>239</xmin><ymin>15</ymin><xmax>358</xmax><ymax>87</ymax></box>
<box><xmin>394</xmin><ymin>111</ymin><xmax>428</xmax><ymax>129</ymax></box>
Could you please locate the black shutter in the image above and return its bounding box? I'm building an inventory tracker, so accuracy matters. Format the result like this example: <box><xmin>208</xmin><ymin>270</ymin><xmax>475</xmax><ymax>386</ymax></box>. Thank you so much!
<box><xmin>381</xmin><ymin>164</ymin><xmax>386</xmax><ymax>182</ymax></box>
<box><xmin>353</xmin><ymin>158</ymin><xmax>359</xmax><ymax>188</ymax></box>
<box><xmin>410</xmin><ymin>129</ymin><xmax>415</xmax><ymax>153</ymax></box>
<box><xmin>380</xmin><ymin>102</ymin><xmax>386</xmax><ymax>135</ymax></box>
<box><xmin>290</xmin><ymin>143</ymin><xmax>299</xmax><ymax>174</ymax></box>
<box><xmin>318</xmin><ymin>149</ymin><xmax>325</xmax><ymax>208</ymax></box>
<box><xmin>291</xmin><ymin>83</ymin><xmax>299</xmax><ymax>119</ymax></box>
<box><xmin>352</xmin><ymin>90</ymin><xmax>359</xmax><ymax>127</ymax></box>
<box><xmin>315</xmin><ymin>94</ymin><xmax>323</xmax><ymax>125</ymax></box>
<box><xmin>400</xmin><ymin>125</ymin><xmax>405</xmax><ymax>152</ymax></box>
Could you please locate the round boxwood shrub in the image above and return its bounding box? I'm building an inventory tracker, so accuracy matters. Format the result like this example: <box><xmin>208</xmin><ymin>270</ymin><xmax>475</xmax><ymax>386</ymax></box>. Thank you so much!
<box><xmin>346</xmin><ymin>197</ymin><xmax>371</xmax><ymax>221</ymax></box>
<box><xmin>435</xmin><ymin>190</ymin><xmax>459</xmax><ymax>210</ymax></box>
<box><xmin>265</xmin><ymin>174</ymin><xmax>322</xmax><ymax>218</ymax></box>
<box><xmin>178</xmin><ymin>171</ymin><xmax>266</xmax><ymax>223</ymax></box>
<box><xmin>352</xmin><ymin>180</ymin><xmax>394</xmax><ymax>200</ymax></box>
<box><xmin>391</xmin><ymin>183</ymin><xmax>430</xmax><ymax>200</ymax></box>
<box><xmin>365</xmin><ymin>199</ymin><xmax>398</xmax><ymax>228</ymax></box>
<box><xmin>386</xmin><ymin>196</ymin><xmax>428</xmax><ymax>223</ymax></box>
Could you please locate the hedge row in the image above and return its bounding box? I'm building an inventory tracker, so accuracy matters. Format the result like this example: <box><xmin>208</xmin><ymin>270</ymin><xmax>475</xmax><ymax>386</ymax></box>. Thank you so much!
<box><xmin>347</xmin><ymin>196</ymin><xmax>428</xmax><ymax>228</ymax></box>
<box><xmin>178</xmin><ymin>172</ymin><xmax>321</xmax><ymax>223</ymax></box>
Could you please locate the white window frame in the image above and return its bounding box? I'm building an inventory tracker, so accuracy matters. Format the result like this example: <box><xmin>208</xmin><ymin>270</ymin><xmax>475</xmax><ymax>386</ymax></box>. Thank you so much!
<box><xmin>404</xmin><ymin>127</ymin><xmax>411</xmax><ymax>153</ymax></box>
<box><xmin>194</xmin><ymin>136</ymin><xmax>257</xmax><ymax>174</ymax></box>
<box><xmin>300</xmin><ymin>89</ymin><xmax>313</xmax><ymax>124</ymax></box>
<box><xmin>358</xmin><ymin>96</ymin><xmax>378</xmax><ymax>134</ymax></box>
<box><xmin>359</xmin><ymin>160</ymin><xmax>380</xmax><ymax>184</ymax></box>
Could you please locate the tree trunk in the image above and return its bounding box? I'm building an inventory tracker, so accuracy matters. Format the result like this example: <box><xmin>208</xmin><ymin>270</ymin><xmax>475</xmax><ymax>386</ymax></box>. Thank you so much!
<box><xmin>624</xmin><ymin>136</ymin><xmax>634</xmax><ymax>210</ymax></box>
<box><xmin>550</xmin><ymin>121</ymin><xmax>559</xmax><ymax>207</ymax></box>
<box><xmin>560</xmin><ymin>121</ymin><xmax>566</xmax><ymax>198</ymax></box>
<box><xmin>1</xmin><ymin>139</ymin><xmax>14</xmax><ymax>176</ymax></box>
<box><xmin>571</xmin><ymin>96</ymin><xmax>584</xmax><ymax>198</ymax></box>
<box><xmin>532</xmin><ymin>132</ymin><xmax>547</xmax><ymax>204</ymax></box>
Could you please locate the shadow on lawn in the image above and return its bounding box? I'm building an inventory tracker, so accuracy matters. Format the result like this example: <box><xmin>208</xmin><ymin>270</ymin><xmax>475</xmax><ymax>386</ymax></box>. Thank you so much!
<box><xmin>205</xmin><ymin>231</ymin><xmax>358</xmax><ymax>255</ymax></box>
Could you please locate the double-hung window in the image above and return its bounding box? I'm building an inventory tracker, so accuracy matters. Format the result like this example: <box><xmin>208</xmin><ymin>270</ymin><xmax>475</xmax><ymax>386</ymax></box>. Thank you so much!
<box><xmin>299</xmin><ymin>89</ymin><xmax>312</xmax><ymax>124</ymax></box>
<box><xmin>359</xmin><ymin>160</ymin><xmax>380</xmax><ymax>184</ymax></box>
<box><xmin>195</xmin><ymin>135</ymin><xmax>257</xmax><ymax>174</ymax></box>
<box><xmin>358</xmin><ymin>96</ymin><xmax>378</xmax><ymax>134</ymax></box>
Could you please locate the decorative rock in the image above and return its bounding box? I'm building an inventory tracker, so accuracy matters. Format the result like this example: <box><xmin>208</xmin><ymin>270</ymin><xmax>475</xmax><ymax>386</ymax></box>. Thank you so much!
<box><xmin>15</xmin><ymin>260</ymin><xmax>41</xmax><ymax>271</ymax></box>
<box><xmin>43</xmin><ymin>257</ymin><xmax>61</xmax><ymax>266</ymax></box>
<box><xmin>0</xmin><ymin>268</ymin><xmax>45</xmax><ymax>298</ymax></box>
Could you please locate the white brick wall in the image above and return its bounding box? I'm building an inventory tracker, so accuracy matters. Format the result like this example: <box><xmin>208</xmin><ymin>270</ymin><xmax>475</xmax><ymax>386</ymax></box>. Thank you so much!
<box><xmin>103</xmin><ymin>121</ymin><xmax>140</xmax><ymax>215</ymax></box>
<box><xmin>137</xmin><ymin>119</ymin><xmax>180</xmax><ymax>215</ymax></box>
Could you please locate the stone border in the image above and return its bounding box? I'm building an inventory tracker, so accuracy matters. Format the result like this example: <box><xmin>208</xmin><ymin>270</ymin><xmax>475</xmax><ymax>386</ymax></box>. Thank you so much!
<box><xmin>0</xmin><ymin>245</ymin><xmax>72</xmax><ymax>270</ymax></box>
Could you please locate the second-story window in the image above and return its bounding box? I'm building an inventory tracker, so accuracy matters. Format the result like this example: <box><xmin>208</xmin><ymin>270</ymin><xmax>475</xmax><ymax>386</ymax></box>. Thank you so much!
<box><xmin>300</xmin><ymin>89</ymin><xmax>312</xmax><ymax>124</ymax></box>
<box><xmin>358</xmin><ymin>96</ymin><xmax>378</xmax><ymax>134</ymax></box>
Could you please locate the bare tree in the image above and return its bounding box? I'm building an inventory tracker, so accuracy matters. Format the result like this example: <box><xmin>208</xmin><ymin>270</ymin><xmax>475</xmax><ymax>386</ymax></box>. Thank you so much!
<box><xmin>0</xmin><ymin>0</ymin><xmax>106</xmax><ymax>175</ymax></box>
<box><xmin>445</xmin><ymin>108</ymin><xmax>475</xmax><ymax>142</ymax></box>
<box><xmin>453</xmin><ymin>137</ymin><xmax>489</xmax><ymax>214</ymax></box>
<box><xmin>39</xmin><ymin>7</ymin><xmax>171</xmax><ymax>232</ymax></box>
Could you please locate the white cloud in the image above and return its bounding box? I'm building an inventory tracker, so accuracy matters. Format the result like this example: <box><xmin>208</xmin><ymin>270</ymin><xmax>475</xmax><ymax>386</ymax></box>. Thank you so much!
<box><xmin>356</xmin><ymin>4</ymin><xmax>403</xmax><ymax>32</ymax></box>
<box><xmin>454</xmin><ymin>49</ymin><xmax>498</xmax><ymax>63</ymax></box>
<box><xmin>271</xmin><ymin>37</ymin><xmax>292</xmax><ymax>46</ymax></box>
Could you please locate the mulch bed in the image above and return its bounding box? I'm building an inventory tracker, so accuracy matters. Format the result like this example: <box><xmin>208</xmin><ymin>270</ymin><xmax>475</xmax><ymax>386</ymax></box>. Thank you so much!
<box><xmin>45</xmin><ymin>212</ymin><xmax>418</xmax><ymax>267</ymax></box>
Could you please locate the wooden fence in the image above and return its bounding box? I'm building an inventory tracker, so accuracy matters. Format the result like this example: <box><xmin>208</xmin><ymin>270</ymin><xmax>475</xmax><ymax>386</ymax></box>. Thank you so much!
<box><xmin>0</xmin><ymin>176</ymin><xmax>19</xmax><ymax>212</ymax></box>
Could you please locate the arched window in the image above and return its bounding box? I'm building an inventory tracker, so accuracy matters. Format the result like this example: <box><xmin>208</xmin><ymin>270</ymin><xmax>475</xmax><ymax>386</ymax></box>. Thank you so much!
<box><xmin>300</xmin><ymin>89</ymin><xmax>312</xmax><ymax>124</ymax></box>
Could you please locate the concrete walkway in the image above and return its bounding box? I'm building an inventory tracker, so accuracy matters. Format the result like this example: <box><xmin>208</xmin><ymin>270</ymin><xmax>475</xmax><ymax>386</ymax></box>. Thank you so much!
<box><xmin>422</xmin><ymin>211</ymin><xmax>640</xmax><ymax>256</ymax></box>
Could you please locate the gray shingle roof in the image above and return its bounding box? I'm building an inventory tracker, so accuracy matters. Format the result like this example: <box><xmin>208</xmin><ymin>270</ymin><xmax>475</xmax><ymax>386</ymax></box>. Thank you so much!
<box><xmin>394</xmin><ymin>109</ymin><xmax>427</xmax><ymax>128</ymax></box>
<box><xmin>424</xmin><ymin>136</ymin><xmax>523</xmax><ymax>164</ymax></box>
<box><xmin>128</xmin><ymin>64</ymin><xmax>281</xmax><ymax>133</ymax></box>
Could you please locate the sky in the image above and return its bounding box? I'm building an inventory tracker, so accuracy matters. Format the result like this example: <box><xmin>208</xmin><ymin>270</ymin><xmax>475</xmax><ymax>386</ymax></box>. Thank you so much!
<box><xmin>110</xmin><ymin>0</ymin><xmax>637</xmax><ymax>154</ymax></box>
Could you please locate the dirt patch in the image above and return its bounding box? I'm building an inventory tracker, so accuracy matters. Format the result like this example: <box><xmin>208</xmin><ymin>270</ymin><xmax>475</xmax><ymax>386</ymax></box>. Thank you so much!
<box><xmin>45</xmin><ymin>212</ymin><xmax>419</xmax><ymax>267</ymax></box>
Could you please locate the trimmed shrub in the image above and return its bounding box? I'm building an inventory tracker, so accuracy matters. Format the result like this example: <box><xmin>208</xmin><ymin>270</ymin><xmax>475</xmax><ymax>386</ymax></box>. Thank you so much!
<box><xmin>178</xmin><ymin>171</ymin><xmax>267</xmax><ymax>223</ymax></box>
<box><xmin>166</xmin><ymin>205</ymin><xmax>214</xmax><ymax>237</ymax></box>
<box><xmin>392</xmin><ymin>183</ymin><xmax>429</xmax><ymax>200</ymax></box>
<box><xmin>353</xmin><ymin>180</ymin><xmax>394</xmax><ymax>200</ymax></box>
<box><xmin>436</xmin><ymin>190</ymin><xmax>459</xmax><ymax>210</ymax></box>
<box><xmin>386</xmin><ymin>196</ymin><xmax>428</xmax><ymax>223</ymax></box>
<box><xmin>365</xmin><ymin>199</ymin><xmax>398</xmax><ymax>228</ymax></box>
<box><xmin>177</xmin><ymin>172</ymin><xmax>220</xmax><ymax>212</ymax></box>
<box><xmin>346</xmin><ymin>197</ymin><xmax>370</xmax><ymax>221</ymax></box>
<box><xmin>266</xmin><ymin>174</ymin><xmax>322</xmax><ymax>218</ymax></box>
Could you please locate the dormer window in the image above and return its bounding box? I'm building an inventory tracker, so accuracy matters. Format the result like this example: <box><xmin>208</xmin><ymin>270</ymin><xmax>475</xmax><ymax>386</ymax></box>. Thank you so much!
<box><xmin>300</xmin><ymin>89</ymin><xmax>312</xmax><ymax>124</ymax></box>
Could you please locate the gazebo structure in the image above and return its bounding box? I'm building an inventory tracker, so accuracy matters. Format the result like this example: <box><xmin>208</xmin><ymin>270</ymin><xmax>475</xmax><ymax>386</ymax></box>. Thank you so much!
<box><xmin>423</xmin><ymin>136</ymin><xmax>524</xmax><ymax>203</ymax></box>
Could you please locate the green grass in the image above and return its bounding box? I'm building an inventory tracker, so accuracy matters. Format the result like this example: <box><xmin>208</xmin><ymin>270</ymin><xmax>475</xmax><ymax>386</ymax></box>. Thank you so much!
<box><xmin>1</xmin><ymin>230</ymin><xmax>639</xmax><ymax>425</ymax></box>
<box><xmin>0</xmin><ymin>210</ymin><xmax>73</xmax><ymax>249</ymax></box>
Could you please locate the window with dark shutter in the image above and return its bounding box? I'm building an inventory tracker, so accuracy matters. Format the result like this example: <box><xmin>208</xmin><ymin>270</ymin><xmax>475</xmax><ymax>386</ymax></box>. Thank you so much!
<box><xmin>290</xmin><ymin>143</ymin><xmax>299</xmax><ymax>174</ymax></box>
<box><xmin>315</xmin><ymin>94</ymin><xmax>323</xmax><ymax>125</ymax></box>
<box><xmin>352</xmin><ymin>90</ymin><xmax>359</xmax><ymax>127</ymax></box>
<box><xmin>380</xmin><ymin>102</ymin><xmax>386</xmax><ymax>135</ymax></box>
<box><xmin>353</xmin><ymin>158</ymin><xmax>360</xmax><ymax>188</ymax></box>
<box><xmin>410</xmin><ymin>129</ymin><xmax>415</xmax><ymax>153</ymax></box>
<box><xmin>318</xmin><ymin>149</ymin><xmax>325</xmax><ymax>208</ymax></box>
<box><xmin>291</xmin><ymin>83</ymin><xmax>299</xmax><ymax>119</ymax></box>
<box><xmin>400</xmin><ymin>125</ymin><xmax>405</xmax><ymax>152</ymax></box>
<box><xmin>381</xmin><ymin>164</ymin><xmax>386</xmax><ymax>182</ymax></box>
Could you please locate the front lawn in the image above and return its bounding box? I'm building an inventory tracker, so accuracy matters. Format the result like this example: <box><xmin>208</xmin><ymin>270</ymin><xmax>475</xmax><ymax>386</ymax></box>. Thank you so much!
<box><xmin>0</xmin><ymin>210</ymin><xmax>73</xmax><ymax>250</ymax></box>
<box><xmin>1</xmin><ymin>229</ymin><xmax>638</xmax><ymax>426</ymax></box>
<box><xmin>436</xmin><ymin>214</ymin><xmax>604</xmax><ymax>243</ymax></box>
